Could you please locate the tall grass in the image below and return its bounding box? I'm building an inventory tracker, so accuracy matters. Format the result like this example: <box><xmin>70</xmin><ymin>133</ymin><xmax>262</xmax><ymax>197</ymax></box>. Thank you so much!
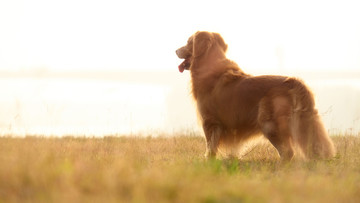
<box><xmin>0</xmin><ymin>134</ymin><xmax>359</xmax><ymax>203</ymax></box>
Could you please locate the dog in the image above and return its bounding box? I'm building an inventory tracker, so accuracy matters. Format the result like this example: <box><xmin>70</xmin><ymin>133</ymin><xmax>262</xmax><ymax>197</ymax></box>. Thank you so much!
<box><xmin>176</xmin><ymin>31</ymin><xmax>335</xmax><ymax>160</ymax></box>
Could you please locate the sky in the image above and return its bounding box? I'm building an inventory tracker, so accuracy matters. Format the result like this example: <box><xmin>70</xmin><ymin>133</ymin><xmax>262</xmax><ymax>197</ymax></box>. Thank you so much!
<box><xmin>0</xmin><ymin>0</ymin><xmax>360</xmax><ymax>135</ymax></box>
<box><xmin>1</xmin><ymin>0</ymin><xmax>360</xmax><ymax>73</ymax></box>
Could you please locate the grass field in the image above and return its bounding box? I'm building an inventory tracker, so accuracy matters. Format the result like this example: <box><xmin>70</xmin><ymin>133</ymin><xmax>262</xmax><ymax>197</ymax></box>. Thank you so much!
<box><xmin>0</xmin><ymin>133</ymin><xmax>359</xmax><ymax>203</ymax></box>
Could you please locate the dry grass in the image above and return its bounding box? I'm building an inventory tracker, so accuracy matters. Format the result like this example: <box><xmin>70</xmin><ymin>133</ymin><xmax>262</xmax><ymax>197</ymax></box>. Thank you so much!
<box><xmin>0</xmin><ymin>133</ymin><xmax>359</xmax><ymax>203</ymax></box>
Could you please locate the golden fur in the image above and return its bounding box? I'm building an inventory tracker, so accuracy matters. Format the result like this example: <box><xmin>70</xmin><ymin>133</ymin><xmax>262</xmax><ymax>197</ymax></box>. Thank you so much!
<box><xmin>176</xmin><ymin>31</ymin><xmax>335</xmax><ymax>160</ymax></box>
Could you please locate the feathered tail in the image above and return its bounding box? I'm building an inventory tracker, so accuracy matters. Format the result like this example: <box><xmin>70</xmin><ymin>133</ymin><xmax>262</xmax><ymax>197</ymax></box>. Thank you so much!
<box><xmin>286</xmin><ymin>78</ymin><xmax>336</xmax><ymax>159</ymax></box>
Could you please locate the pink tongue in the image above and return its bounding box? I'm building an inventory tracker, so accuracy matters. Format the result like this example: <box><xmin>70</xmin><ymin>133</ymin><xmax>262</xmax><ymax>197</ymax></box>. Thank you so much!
<box><xmin>178</xmin><ymin>65</ymin><xmax>184</xmax><ymax>73</ymax></box>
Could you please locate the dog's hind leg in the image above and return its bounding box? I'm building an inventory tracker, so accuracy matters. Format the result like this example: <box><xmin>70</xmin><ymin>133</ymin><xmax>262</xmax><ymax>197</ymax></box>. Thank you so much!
<box><xmin>258</xmin><ymin>95</ymin><xmax>294</xmax><ymax>161</ymax></box>
<box><xmin>203</xmin><ymin>121</ymin><xmax>222</xmax><ymax>159</ymax></box>
<box><xmin>261</xmin><ymin>120</ymin><xmax>294</xmax><ymax>161</ymax></box>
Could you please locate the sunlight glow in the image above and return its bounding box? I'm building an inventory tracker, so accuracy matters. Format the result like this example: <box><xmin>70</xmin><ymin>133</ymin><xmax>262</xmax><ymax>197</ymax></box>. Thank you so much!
<box><xmin>0</xmin><ymin>0</ymin><xmax>359</xmax><ymax>135</ymax></box>
<box><xmin>1</xmin><ymin>0</ymin><xmax>359</xmax><ymax>72</ymax></box>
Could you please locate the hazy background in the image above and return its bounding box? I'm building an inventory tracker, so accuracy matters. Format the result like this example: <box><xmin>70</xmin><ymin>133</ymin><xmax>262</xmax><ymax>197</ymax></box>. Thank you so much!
<box><xmin>0</xmin><ymin>0</ymin><xmax>359</xmax><ymax>136</ymax></box>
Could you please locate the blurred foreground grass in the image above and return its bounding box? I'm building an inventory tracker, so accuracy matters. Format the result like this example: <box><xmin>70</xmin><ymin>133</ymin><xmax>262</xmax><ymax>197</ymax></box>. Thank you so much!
<box><xmin>0</xmin><ymin>134</ymin><xmax>360</xmax><ymax>203</ymax></box>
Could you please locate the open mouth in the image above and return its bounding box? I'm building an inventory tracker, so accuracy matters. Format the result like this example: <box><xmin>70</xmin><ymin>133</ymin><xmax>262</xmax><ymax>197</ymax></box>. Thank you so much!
<box><xmin>178</xmin><ymin>58</ymin><xmax>191</xmax><ymax>73</ymax></box>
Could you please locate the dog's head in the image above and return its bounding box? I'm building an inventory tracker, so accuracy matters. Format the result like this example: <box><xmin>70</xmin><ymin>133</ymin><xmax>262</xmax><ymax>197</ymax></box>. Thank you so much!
<box><xmin>176</xmin><ymin>31</ymin><xmax>228</xmax><ymax>73</ymax></box>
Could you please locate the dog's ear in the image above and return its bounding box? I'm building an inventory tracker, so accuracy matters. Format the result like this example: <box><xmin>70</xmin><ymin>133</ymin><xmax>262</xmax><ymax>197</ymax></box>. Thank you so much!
<box><xmin>193</xmin><ymin>31</ymin><xmax>213</xmax><ymax>58</ymax></box>
<box><xmin>213</xmin><ymin>33</ymin><xmax>228</xmax><ymax>53</ymax></box>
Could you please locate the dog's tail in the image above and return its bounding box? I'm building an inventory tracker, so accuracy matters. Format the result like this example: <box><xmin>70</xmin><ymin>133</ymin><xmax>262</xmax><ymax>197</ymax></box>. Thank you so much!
<box><xmin>286</xmin><ymin>78</ymin><xmax>336</xmax><ymax>159</ymax></box>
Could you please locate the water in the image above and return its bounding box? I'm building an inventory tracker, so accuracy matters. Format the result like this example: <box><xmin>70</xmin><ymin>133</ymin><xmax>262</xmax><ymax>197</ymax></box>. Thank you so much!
<box><xmin>307</xmin><ymin>78</ymin><xmax>360</xmax><ymax>134</ymax></box>
<box><xmin>0</xmin><ymin>78</ymin><xmax>177</xmax><ymax>136</ymax></box>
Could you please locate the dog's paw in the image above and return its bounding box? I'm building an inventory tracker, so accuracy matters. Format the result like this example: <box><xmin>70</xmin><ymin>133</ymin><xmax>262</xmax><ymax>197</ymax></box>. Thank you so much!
<box><xmin>205</xmin><ymin>150</ymin><xmax>217</xmax><ymax>159</ymax></box>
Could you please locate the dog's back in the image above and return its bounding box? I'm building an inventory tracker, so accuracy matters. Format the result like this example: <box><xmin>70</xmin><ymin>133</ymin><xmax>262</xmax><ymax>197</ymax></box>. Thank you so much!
<box><xmin>201</xmin><ymin>72</ymin><xmax>289</xmax><ymax>131</ymax></box>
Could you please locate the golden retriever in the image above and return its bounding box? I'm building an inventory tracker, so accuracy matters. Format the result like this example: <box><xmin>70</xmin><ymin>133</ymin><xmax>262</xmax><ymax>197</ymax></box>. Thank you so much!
<box><xmin>176</xmin><ymin>31</ymin><xmax>335</xmax><ymax>160</ymax></box>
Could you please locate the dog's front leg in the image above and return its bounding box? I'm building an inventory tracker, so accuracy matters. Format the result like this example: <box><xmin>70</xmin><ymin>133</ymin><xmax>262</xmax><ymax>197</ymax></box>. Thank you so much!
<box><xmin>203</xmin><ymin>122</ymin><xmax>221</xmax><ymax>159</ymax></box>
